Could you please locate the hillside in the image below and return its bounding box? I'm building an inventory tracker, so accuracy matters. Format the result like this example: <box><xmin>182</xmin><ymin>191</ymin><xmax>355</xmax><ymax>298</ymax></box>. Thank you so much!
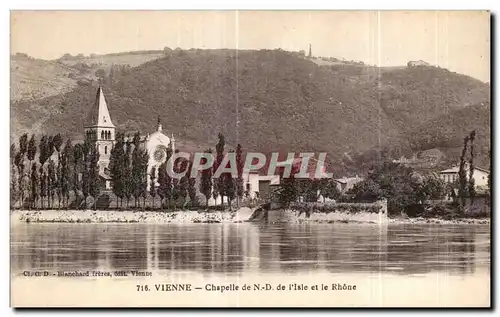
<box><xmin>10</xmin><ymin>50</ymin><xmax>168</xmax><ymax>102</ymax></box>
<box><xmin>58</xmin><ymin>50</ymin><xmax>165</xmax><ymax>69</ymax></box>
<box><xmin>10</xmin><ymin>49</ymin><xmax>490</xmax><ymax>174</ymax></box>
<box><xmin>10</xmin><ymin>54</ymin><xmax>95</xmax><ymax>102</ymax></box>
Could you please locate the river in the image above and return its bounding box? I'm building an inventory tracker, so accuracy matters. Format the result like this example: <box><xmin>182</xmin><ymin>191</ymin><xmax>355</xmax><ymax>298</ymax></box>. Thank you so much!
<box><xmin>10</xmin><ymin>222</ymin><xmax>490</xmax><ymax>307</ymax></box>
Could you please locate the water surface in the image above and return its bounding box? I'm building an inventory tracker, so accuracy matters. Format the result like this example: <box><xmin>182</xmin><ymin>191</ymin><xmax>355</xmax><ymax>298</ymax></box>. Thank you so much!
<box><xmin>11</xmin><ymin>222</ymin><xmax>490</xmax><ymax>276</ymax></box>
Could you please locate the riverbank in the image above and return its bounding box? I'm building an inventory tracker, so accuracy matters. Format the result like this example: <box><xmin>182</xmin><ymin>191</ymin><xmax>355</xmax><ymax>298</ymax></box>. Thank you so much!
<box><xmin>10</xmin><ymin>209</ymin><xmax>490</xmax><ymax>225</ymax></box>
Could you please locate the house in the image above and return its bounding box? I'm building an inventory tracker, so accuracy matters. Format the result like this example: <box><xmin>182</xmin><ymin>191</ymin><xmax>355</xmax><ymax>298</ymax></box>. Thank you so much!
<box><xmin>242</xmin><ymin>154</ymin><xmax>333</xmax><ymax>201</ymax></box>
<box><xmin>438</xmin><ymin>164</ymin><xmax>489</xmax><ymax>188</ymax></box>
<box><xmin>407</xmin><ymin>60</ymin><xmax>430</xmax><ymax>67</ymax></box>
<box><xmin>334</xmin><ymin>175</ymin><xmax>364</xmax><ymax>193</ymax></box>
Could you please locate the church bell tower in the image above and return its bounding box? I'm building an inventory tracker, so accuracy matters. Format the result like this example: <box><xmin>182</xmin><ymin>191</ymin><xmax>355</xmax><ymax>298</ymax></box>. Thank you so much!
<box><xmin>84</xmin><ymin>86</ymin><xmax>116</xmax><ymax>174</ymax></box>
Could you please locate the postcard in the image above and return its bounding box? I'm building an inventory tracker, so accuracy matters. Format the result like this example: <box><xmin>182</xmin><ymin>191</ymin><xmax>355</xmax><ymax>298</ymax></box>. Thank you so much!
<box><xmin>10</xmin><ymin>10</ymin><xmax>491</xmax><ymax>308</ymax></box>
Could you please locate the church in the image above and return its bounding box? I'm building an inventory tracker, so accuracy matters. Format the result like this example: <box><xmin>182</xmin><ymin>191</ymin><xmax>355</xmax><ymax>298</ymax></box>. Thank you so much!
<box><xmin>84</xmin><ymin>86</ymin><xmax>175</xmax><ymax>190</ymax></box>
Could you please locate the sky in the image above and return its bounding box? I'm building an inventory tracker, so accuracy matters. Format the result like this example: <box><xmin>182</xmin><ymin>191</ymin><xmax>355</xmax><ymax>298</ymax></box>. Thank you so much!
<box><xmin>10</xmin><ymin>10</ymin><xmax>490</xmax><ymax>82</ymax></box>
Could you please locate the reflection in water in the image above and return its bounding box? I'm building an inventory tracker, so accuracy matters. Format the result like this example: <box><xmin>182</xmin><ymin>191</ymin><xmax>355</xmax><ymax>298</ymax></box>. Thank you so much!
<box><xmin>11</xmin><ymin>223</ymin><xmax>490</xmax><ymax>276</ymax></box>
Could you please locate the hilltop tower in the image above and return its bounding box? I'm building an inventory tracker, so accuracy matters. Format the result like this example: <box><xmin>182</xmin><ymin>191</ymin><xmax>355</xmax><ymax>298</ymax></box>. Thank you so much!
<box><xmin>308</xmin><ymin>44</ymin><xmax>312</xmax><ymax>58</ymax></box>
<box><xmin>84</xmin><ymin>86</ymin><xmax>116</xmax><ymax>174</ymax></box>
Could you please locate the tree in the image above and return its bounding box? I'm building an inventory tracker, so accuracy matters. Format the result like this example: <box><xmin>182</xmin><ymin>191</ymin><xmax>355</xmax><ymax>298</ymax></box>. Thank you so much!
<box><xmin>150</xmin><ymin>166</ymin><xmax>157</xmax><ymax>209</ymax></box>
<box><xmin>60</xmin><ymin>139</ymin><xmax>73</xmax><ymax>208</ymax></box>
<box><xmin>213</xmin><ymin>133</ymin><xmax>225</xmax><ymax>206</ymax></box>
<box><xmin>178</xmin><ymin>160</ymin><xmax>189</xmax><ymax>208</ymax></box>
<box><xmin>139</xmin><ymin>149</ymin><xmax>149</xmax><ymax>209</ymax></box>
<box><xmin>157</xmin><ymin>145</ymin><xmax>173</xmax><ymax>209</ymax></box>
<box><xmin>421</xmin><ymin>174</ymin><xmax>446</xmax><ymax>200</ymax></box>
<box><xmin>88</xmin><ymin>144</ymin><xmax>100</xmax><ymax>210</ymax></box>
<box><xmin>274</xmin><ymin>174</ymin><xmax>298</xmax><ymax>207</ymax></box>
<box><xmin>200</xmin><ymin>149</ymin><xmax>213</xmax><ymax>207</ymax></box>
<box><xmin>48</xmin><ymin>159</ymin><xmax>57</xmax><ymax>209</ymax></box>
<box><xmin>187</xmin><ymin>161</ymin><xmax>198</xmax><ymax>207</ymax></box>
<box><xmin>235</xmin><ymin>144</ymin><xmax>244</xmax><ymax>207</ymax></box>
<box><xmin>468</xmin><ymin>130</ymin><xmax>476</xmax><ymax>204</ymax></box>
<box><xmin>27</xmin><ymin>134</ymin><xmax>37</xmax><ymax>209</ymax></box>
<box><xmin>157</xmin><ymin>162</ymin><xmax>167</xmax><ymax>209</ymax></box>
<box><xmin>321</xmin><ymin>179</ymin><xmax>341</xmax><ymax>201</ymax></box>
<box><xmin>351</xmin><ymin>179</ymin><xmax>382</xmax><ymax>202</ymax></box>
<box><xmin>82</xmin><ymin>134</ymin><xmax>100</xmax><ymax>209</ymax></box>
<box><xmin>349</xmin><ymin>161</ymin><xmax>422</xmax><ymax>215</ymax></box>
<box><xmin>30</xmin><ymin>163</ymin><xmax>39</xmax><ymax>209</ymax></box>
<box><xmin>10</xmin><ymin>144</ymin><xmax>19</xmax><ymax>207</ymax></box>
<box><xmin>458</xmin><ymin>136</ymin><xmax>469</xmax><ymax>212</ymax></box>
<box><xmin>16</xmin><ymin>134</ymin><xmax>28</xmax><ymax>208</ymax></box>
<box><xmin>131</xmin><ymin>132</ymin><xmax>142</xmax><ymax>208</ymax></box>
<box><xmin>170</xmin><ymin>150</ymin><xmax>181</xmax><ymax>209</ymax></box>
<box><xmin>122</xmin><ymin>137</ymin><xmax>133</xmax><ymax>208</ymax></box>
<box><xmin>109</xmin><ymin>133</ymin><xmax>125</xmax><ymax>208</ymax></box>
<box><xmin>225</xmin><ymin>150</ymin><xmax>236</xmax><ymax>210</ymax></box>
<box><xmin>52</xmin><ymin>134</ymin><xmax>63</xmax><ymax>208</ymax></box>
<box><xmin>19</xmin><ymin>133</ymin><xmax>28</xmax><ymax>155</ymax></box>
<box><xmin>72</xmin><ymin>143</ymin><xmax>84</xmax><ymax>207</ymax></box>
<box><xmin>38</xmin><ymin>135</ymin><xmax>54</xmax><ymax>208</ymax></box>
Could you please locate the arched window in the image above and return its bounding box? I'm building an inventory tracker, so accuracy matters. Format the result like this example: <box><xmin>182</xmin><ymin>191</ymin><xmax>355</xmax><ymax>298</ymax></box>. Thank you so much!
<box><xmin>105</xmin><ymin>146</ymin><xmax>108</xmax><ymax>155</ymax></box>
<box><xmin>107</xmin><ymin>130</ymin><xmax>111</xmax><ymax>139</ymax></box>
<box><xmin>101</xmin><ymin>131</ymin><xmax>104</xmax><ymax>139</ymax></box>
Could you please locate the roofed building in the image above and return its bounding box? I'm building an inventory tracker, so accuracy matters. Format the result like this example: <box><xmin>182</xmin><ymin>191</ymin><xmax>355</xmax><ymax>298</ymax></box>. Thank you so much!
<box><xmin>438</xmin><ymin>164</ymin><xmax>489</xmax><ymax>188</ymax></box>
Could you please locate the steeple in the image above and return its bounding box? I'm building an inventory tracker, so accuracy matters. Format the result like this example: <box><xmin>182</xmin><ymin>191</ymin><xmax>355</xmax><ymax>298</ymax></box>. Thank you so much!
<box><xmin>85</xmin><ymin>86</ymin><xmax>115</xmax><ymax>128</ymax></box>
<box><xmin>171</xmin><ymin>133</ymin><xmax>176</xmax><ymax>153</ymax></box>
<box><xmin>156</xmin><ymin>116</ymin><xmax>162</xmax><ymax>132</ymax></box>
<box><xmin>83</xmin><ymin>86</ymin><xmax>116</xmax><ymax>177</ymax></box>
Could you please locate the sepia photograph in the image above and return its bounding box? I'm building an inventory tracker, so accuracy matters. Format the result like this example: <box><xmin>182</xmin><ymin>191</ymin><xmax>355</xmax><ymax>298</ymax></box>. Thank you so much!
<box><xmin>9</xmin><ymin>10</ymin><xmax>491</xmax><ymax>307</ymax></box>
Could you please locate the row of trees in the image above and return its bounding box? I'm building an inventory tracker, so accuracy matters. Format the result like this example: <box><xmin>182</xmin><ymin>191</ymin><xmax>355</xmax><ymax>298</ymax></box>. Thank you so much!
<box><xmin>10</xmin><ymin>133</ymin><xmax>100</xmax><ymax>209</ymax></box>
<box><xmin>273</xmin><ymin>176</ymin><xmax>341</xmax><ymax>207</ymax></box>
<box><xmin>108</xmin><ymin>132</ymin><xmax>246</xmax><ymax>210</ymax></box>
<box><xmin>10</xmin><ymin>130</ymin><xmax>249</xmax><ymax>211</ymax></box>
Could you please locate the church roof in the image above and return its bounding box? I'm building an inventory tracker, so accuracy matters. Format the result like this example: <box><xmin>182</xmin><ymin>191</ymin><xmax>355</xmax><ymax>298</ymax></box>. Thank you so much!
<box><xmin>85</xmin><ymin>86</ymin><xmax>115</xmax><ymax>128</ymax></box>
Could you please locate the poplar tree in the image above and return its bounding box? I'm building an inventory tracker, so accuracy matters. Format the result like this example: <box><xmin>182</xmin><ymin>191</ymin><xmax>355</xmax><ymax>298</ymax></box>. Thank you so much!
<box><xmin>27</xmin><ymin>134</ymin><xmax>37</xmax><ymax>209</ymax></box>
<box><xmin>157</xmin><ymin>162</ymin><xmax>167</xmax><ymax>209</ymax></box>
<box><xmin>187</xmin><ymin>161</ymin><xmax>198</xmax><ymax>207</ymax></box>
<box><xmin>468</xmin><ymin>130</ymin><xmax>476</xmax><ymax>204</ymax></box>
<box><xmin>200</xmin><ymin>149</ymin><xmax>213</xmax><ymax>207</ymax></box>
<box><xmin>16</xmin><ymin>134</ymin><xmax>28</xmax><ymax>208</ymax></box>
<box><xmin>235</xmin><ymin>144</ymin><xmax>244</xmax><ymax>207</ymax></box>
<box><xmin>225</xmin><ymin>150</ymin><xmax>236</xmax><ymax>210</ymax></box>
<box><xmin>82</xmin><ymin>139</ymin><xmax>91</xmax><ymax>209</ymax></box>
<box><xmin>60</xmin><ymin>139</ymin><xmax>73</xmax><ymax>208</ymax></box>
<box><xmin>52</xmin><ymin>134</ymin><xmax>63</xmax><ymax>208</ymax></box>
<box><xmin>170</xmin><ymin>149</ymin><xmax>181</xmax><ymax>209</ymax></box>
<box><xmin>150</xmin><ymin>166</ymin><xmax>157</xmax><ymax>209</ymax></box>
<box><xmin>10</xmin><ymin>144</ymin><xmax>18</xmax><ymax>207</ymax></box>
<box><xmin>178</xmin><ymin>159</ymin><xmax>189</xmax><ymax>208</ymax></box>
<box><xmin>213</xmin><ymin>133</ymin><xmax>225</xmax><ymax>206</ymax></box>
<box><xmin>48</xmin><ymin>159</ymin><xmax>57</xmax><ymax>209</ymax></box>
<box><xmin>132</xmin><ymin>132</ymin><xmax>142</xmax><ymax>208</ymax></box>
<box><xmin>88</xmin><ymin>144</ymin><xmax>100</xmax><ymax>210</ymax></box>
<box><xmin>123</xmin><ymin>136</ymin><xmax>133</xmax><ymax>208</ymax></box>
<box><xmin>72</xmin><ymin>143</ymin><xmax>84</xmax><ymax>207</ymax></box>
<box><xmin>458</xmin><ymin>136</ymin><xmax>469</xmax><ymax>213</ymax></box>
<box><xmin>27</xmin><ymin>134</ymin><xmax>37</xmax><ymax>164</ymax></box>
<box><xmin>30</xmin><ymin>163</ymin><xmax>39</xmax><ymax>209</ymax></box>
<box><xmin>139</xmin><ymin>148</ymin><xmax>149</xmax><ymax>209</ymax></box>
<box><xmin>109</xmin><ymin>133</ymin><xmax>124</xmax><ymax>208</ymax></box>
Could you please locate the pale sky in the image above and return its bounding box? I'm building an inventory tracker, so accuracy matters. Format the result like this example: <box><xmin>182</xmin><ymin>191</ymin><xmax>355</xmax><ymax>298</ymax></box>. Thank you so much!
<box><xmin>11</xmin><ymin>11</ymin><xmax>490</xmax><ymax>82</ymax></box>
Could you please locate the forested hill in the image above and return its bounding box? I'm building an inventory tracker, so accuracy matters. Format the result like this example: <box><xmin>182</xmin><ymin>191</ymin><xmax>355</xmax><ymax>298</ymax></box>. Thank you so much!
<box><xmin>11</xmin><ymin>49</ymin><xmax>490</xmax><ymax>173</ymax></box>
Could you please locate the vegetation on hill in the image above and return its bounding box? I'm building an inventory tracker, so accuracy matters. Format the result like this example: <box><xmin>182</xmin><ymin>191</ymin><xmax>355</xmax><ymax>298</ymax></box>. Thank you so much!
<box><xmin>11</xmin><ymin>49</ymin><xmax>490</xmax><ymax>174</ymax></box>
